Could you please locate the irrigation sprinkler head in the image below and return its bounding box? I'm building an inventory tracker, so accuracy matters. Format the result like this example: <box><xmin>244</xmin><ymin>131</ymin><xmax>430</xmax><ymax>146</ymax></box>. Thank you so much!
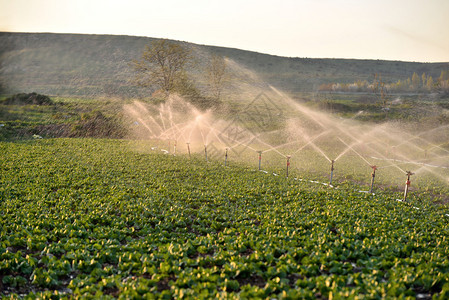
<box><xmin>405</xmin><ymin>171</ymin><xmax>414</xmax><ymax>185</ymax></box>
<box><xmin>331</xmin><ymin>160</ymin><xmax>335</xmax><ymax>171</ymax></box>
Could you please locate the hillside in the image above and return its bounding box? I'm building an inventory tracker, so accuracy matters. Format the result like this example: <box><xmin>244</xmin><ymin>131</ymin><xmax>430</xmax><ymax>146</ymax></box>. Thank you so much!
<box><xmin>1</xmin><ymin>32</ymin><xmax>448</xmax><ymax>97</ymax></box>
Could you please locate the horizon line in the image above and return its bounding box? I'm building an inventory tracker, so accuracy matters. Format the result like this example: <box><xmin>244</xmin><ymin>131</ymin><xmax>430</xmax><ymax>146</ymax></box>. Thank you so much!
<box><xmin>2</xmin><ymin>30</ymin><xmax>449</xmax><ymax>65</ymax></box>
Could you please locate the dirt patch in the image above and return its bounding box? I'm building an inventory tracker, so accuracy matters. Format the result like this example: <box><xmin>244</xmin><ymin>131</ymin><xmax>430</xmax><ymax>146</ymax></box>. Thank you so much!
<box><xmin>236</xmin><ymin>274</ymin><xmax>266</xmax><ymax>289</ymax></box>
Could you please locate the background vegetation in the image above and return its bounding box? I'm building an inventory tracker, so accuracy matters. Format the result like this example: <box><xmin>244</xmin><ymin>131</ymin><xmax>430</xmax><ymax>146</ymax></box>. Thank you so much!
<box><xmin>1</xmin><ymin>32</ymin><xmax>449</xmax><ymax>97</ymax></box>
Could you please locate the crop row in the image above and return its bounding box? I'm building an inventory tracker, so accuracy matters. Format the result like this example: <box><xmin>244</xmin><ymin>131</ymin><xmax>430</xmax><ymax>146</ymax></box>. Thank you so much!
<box><xmin>1</xmin><ymin>139</ymin><xmax>449</xmax><ymax>299</ymax></box>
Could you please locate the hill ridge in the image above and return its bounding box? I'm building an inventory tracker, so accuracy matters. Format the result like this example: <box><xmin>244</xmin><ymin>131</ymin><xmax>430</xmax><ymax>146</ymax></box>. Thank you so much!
<box><xmin>1</xmin><ymin>31</ymin><xmax>448</xmax><ymax>97</ymax></box>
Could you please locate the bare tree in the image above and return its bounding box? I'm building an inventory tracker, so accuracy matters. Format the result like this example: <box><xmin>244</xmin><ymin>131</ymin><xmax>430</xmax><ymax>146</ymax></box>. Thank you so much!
<box><xmin>207</xmin><ymin>54</ymin><xmax>227</xmax><ymax>101</ymax></box>
<box><xmin>132</xmin><ymin>40</ymin><xmax>192</xmax><ymax>96</ymax></box>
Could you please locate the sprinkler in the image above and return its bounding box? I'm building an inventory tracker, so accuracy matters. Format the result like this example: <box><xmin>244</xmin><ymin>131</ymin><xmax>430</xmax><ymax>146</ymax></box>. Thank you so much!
<box><xmin>204</xmin><ymin>145</ymin><xmax>208</xmax><ymax>162</ymax></box>
<box><xmin>224</xmin><ymin>148</ymin><xmax>228</xmax><ymax>166</ymax></box>
<box><xmin>257</xmin><ymin>151</ymin><xmax>262</xmax><ymax>171</ymax></box>
<box><xmin>173</xmin><ymin>140</ymin><xmax>177</xmax><ymax>155</ymax></box>
<box><xmin>369</xmin><ymin>165</ymin><xmax>377</xmax><ymax>193</ymax></box>
<box><xmin>286</xmin><ymin>155</ymin><xmax>291</xmax><ymax>178</ymax></box>
<box><xmin>403</xmin><ymin>171</ymin><xmax>414</xmax><ymax>202</ymax></box>
<box><xmin>186</xmin><ymin>142</ymin><xmax>191</xmax><ymax>159</ymax></box>
<box><xmin>329</xmin><ymin>160</ymin><xmax>335</xmax><ymax>185</ymax></box>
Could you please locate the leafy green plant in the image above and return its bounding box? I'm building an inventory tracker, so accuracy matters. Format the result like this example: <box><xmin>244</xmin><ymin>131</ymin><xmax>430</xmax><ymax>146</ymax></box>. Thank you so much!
<box><xmin>1</xmin><ymin>138</ymin><xmax>448</xmax><ymax>298</ymax></box>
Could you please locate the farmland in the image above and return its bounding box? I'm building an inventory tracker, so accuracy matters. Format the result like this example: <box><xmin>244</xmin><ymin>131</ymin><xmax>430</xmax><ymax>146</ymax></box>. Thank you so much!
<box><xmin>1</xmin><ymin>138</ymin><xmax>449</xmax><ymax>298</ymax></box>
<box><xmin>1</xmin><ymin>33</ymin><xmax>449</xmax><ymax>299</ymax></box>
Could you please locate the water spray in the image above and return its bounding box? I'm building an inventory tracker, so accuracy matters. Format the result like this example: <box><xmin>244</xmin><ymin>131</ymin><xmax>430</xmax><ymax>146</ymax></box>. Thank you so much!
<box><xmin>168</xmin><ymin>140</ymin><xmax>171</xmax><ymax>154</ymax></box>
<box><xmin>330</xmin><ymin>160</ymin><xmax>335</xmax><ymax>185</ymax></box>
<box><xmin>369</xmin><ymin>165</ymin><xmax>377</xmax><ymax>193</ymax></box>
<box><xmin>204</xmin><ymin>145</ymin><xmax>208</xmax><ymax>162</ymax></box>
<box><xmin>392</xmin><ymin>146</ymin><xmax>396</xmax><ymax>162</ymax></box>
<box><xmin>403</xmin><ymin>171</ymin><xmax>414</xmax><ymax>202</ymax></box>
<box><xmin>224</xmin><ymin>148</ymin><xmax>228</xmax><ymax>166</ymax></box>
<box><xmin>186</xmin><ymin>142</ymin><xmax>191</xmax><ymax>159</ymax></box>
<box><xmin>257</xmin><ymin>151</ymin><xmax>262</xmax><ymax>171</ymax></box>
<box><xmin>286</xmin><ymin>155</ymin><xmax>291</xmax><ymax>178</ymax></box>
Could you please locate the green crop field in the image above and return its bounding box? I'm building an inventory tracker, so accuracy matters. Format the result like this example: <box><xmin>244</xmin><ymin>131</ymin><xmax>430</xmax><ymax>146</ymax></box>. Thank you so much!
<box><xmin>1</xmin><ymin>138</ymin><xmax>449</xmax><ymax>299</ymax></box>
<box><xmin>1</xmin><ymin>30</ymin><xmax>449</xmax><ymax>300</ymax></box>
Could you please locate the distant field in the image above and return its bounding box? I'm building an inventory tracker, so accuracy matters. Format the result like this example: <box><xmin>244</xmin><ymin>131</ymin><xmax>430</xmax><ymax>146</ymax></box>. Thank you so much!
<box><xmin>1</xmin><ymin>138</ymin><xmax>449</xmax><ymax>298</ymax></box>
<box><xmin>296</xmin><ymin>92</ymin><xmax>449</xmax><ymax>124</ymax></box>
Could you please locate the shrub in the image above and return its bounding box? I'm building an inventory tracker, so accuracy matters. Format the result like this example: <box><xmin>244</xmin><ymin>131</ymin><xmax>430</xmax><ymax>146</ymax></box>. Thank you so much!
<box><xmin>70</xmin><ymin>110</ymin><xmax>127</xmax><ymax>138</ymax></box>
<box><xmin>2</xmin><ymin>92</ymin><xmax>54</xmax><ymax>106</ymax></box>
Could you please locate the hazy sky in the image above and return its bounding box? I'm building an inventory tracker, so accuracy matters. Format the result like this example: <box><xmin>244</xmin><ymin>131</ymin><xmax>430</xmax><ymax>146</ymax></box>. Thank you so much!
<box><xmin>1</xmin><ymin>0</ymin><xmax>448</xmax><ymax>62</ymax></box>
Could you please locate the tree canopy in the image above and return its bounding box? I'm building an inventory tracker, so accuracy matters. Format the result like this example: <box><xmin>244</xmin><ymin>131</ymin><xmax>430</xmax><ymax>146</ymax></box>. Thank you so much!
<box><xmin>132</xmin><ymin>40</ymin><xmax>192</xmax><ymax>96</ymax></box>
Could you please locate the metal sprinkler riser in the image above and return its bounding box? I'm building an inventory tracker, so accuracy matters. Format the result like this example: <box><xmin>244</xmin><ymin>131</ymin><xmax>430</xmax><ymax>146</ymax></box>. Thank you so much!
<box><xmin>369</xmin><ymin>165</ymin><xmax>377</xmax><ymax>193</ymax></box>
<box><xmin>224</xmin><ymin>148</ymin><xmax>228</xmax><ymax>166</ymax></box>
<box><xmin>403</xmin><ymin>171</ymin><xmax>414</xmax><ymax>201</ymax></box>
<box><xmin>329</xmin><ymin>160</ymin><xmax>335</xmax><ymax>185</ymax></box>
<box><xmin>186</xmin><ymin>143</ymin><xmax>191</xmax><ymax>159</ymax></box>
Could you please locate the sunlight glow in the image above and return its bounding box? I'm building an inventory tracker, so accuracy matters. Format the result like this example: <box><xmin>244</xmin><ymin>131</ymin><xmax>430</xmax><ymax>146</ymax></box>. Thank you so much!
<box><xmin>0</xmin><ymin>0</ymin><xmax>448</xmax><ymax>62</ymax></box>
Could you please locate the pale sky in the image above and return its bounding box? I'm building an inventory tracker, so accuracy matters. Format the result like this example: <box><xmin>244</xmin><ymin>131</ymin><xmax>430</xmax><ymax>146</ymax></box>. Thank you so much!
<box><xmin>1</xmin><ymin>0</ymin><xmax>448</xmax><ymax>62</ymax></box>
